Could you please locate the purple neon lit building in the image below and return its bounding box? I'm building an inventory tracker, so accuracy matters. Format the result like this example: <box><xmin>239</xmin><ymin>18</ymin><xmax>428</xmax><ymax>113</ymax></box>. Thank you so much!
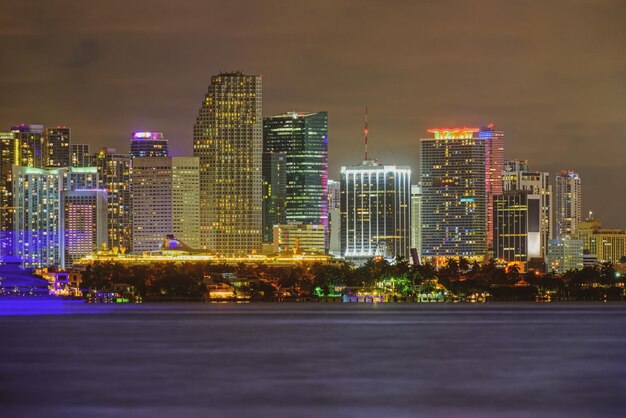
<box><xmin>129</xmin><ymin>131</ymin><xmax>169</xmax><ymax>158</ymax></box>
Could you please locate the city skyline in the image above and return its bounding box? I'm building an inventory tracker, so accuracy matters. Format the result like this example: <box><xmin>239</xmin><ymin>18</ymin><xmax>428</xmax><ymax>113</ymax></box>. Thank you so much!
<box><xmin>1</xmin><ymin>1</ymin><xmax>624</xmax><ymax>228</ymax></box>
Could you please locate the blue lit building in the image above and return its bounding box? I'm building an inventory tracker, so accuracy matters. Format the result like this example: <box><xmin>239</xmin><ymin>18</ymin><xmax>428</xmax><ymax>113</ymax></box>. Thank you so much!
<box><xmin>129</xmin><ymin>131</ymin><xmax>169</xmax><ymax>158</ymax></box>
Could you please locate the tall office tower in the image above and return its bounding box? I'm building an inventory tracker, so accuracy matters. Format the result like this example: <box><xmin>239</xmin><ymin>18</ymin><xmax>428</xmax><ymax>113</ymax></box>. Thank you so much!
<box><xmin>12</xmin><ymin>166</ymin><xmax>98</xmax><ymax>268</ymax></box>
<box><xmin>11</xmin><ymin>124</ymin><xmax>45</xmax><ymax>167</ymax></box>
<box><xmin>327</xmin><ymin>179</ymin><xmax>341</xmax><ymax>256</ymax></box>
<box><xmin>93</xmin><ymin>148</ymin><xmax>132</xmax><ymax>251</ymax></box>
<box><xmin>410</xmin><ymin>185</ymin><xmax>422</xmax><ymax>257</ymax></box>
<box><xmin>340</xmin><ymin>160</ymin><xmax>411</xmax><ymax>262</ymax></box>
<box><xmin>131</xmin><ymin>157</ymin><xmax>200</xmax><ymax>253</ymax></box>
<box><xmin>479</xmin><ymin>124</ymin><xmax>505</xmax><ymax>249</ymax></box>
<box><xmin>45</xmin><ymin>126</ymin><xmax>71</xmax><ymax>167</ymax></box>
<box><xmin>193</xmin><ymin>72</ymin><xmax>263</xmax><ymax>254</ymax></box>
<box><xmin>70</xmin><ymin>144</ymin><xmax>91</xmax><ymax>167</ymax></box>
<box><xmin>578</xmin><ymin>216</ymin><xmax>626</xmax><ymax>263</ymax></box>
<box><xmin>493</xmin><ymin>191</ymin><xmax>541</xmax><ymax>267</ymax></box>
<box><xmin>129</xmin><ymin>132</ymin><xmax>169</xmax><ymax>158</ymax></box>
<box><xmin>419</xmin><ymin>128</ymin><xmax>487</xmax><ymax>262</ymax></box>
<box><xmin>262</xmin><ymin>151</ymin><xmax>287</xmax><ymax>242</ymax></box>
<box><xmin>503</xmin><ymin>161</ymin><xmax>553</xmax><ymax>258</ymax></box>
<box><xmin>263</xmin><ymin>112</ymin><xmax>329</xmax><ymax>249</ymax></box>
<box><xmin>0</xmin><ymin>132</ymin><xmax>16</xmax><ymax>256</ymax></box>
<box><xmin>60</xmin><ymin>189</ymin><xmax>108</xmax><ymax>268</ymax></box>
<box><xmin>548</xmin><ymin>237</ymin><xmax>583</xmax><ymax>273</ymax></box>
<box><xmin>555</xmin><ymin>170</ymin><xmax>582</xmax><ymax>237</ymax></box>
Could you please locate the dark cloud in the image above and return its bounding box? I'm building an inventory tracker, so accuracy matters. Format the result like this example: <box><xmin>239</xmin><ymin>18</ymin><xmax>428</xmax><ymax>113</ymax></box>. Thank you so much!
<box><xmin>0</xmin><ymin>0</ymin><xmax>625</xmax><ymax>226</ymax></box>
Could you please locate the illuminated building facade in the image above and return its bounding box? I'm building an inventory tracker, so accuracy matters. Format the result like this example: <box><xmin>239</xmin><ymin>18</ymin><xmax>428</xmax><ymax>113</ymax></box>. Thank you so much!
<box><xmin>45</xmin><ymin>126</ymin><xmax>71</xmax><ymax>167</ymax></box>
<box><xmin>262</xmin><ymin>151</ymin><xmax>287</xmax><ymax>242</ymax></box>
<box><xmin>93</xmin><ymin>148</ymin><xmax>132</xmax><ymax>251</ymax></box>
<box><xmin>548</xmin><ymin>237</ymin><xmax>583</xmax><ymax>273</ymax></box>
<box><xmin>12</xmin><ymin>166</ymin><xmax>99</xmax><ymax>268</ymax></box>
<box><xmin>131</xmin><ymin>157</ymin><xmax>200</xmax><ymax>253</ymax></box>
<box><xmin>555</xmin><ymin>170</ymin><xmax>582</xmax><ymax>237</ymax></box>
<box><xmin>419</xmin><ymin>128</ymin><xmax>487</xmax><ymax>260</ymax></box>
<box><xmin>70</xmin><ymin>144</ymin><xmax>91</xmax><ymax>167</ymax></box>
<box><xmin>578</xmin><ymin>217</ymin><xmax>626</xmax><ymax>263</ymax></box>
<box><xmin>273</xmin><ymin>223</ymin><xmax>326</xmax><ymax>254</ymax></box>
<box><xmin>193</xmin><ymin>72</ymin><xmax>263</xmax><ymax>254</ymax></box>
<box><xmin>61</xmin><ymin>189</ymin><xmax>108</xmax><ymax>268</ymax></box>
<box><xmin>503</xmin><ymin>160</ymin><xmax>553</xmax><ymax>258</ymax></box>
<box><xmin>129</xmin><ymin>132</ymin><xmax>169</xmax><ymax>158</ymax></box>
<box><xmin>328</xmin><ymin>179</ymin><xmax>341</xmax><ymax>256</ymax></box>
<box><xmin>340</xmin><ymin>160</ymin><xmax>411</xmax><ymax>261</ymax></box>
<box><xmin>493</xmin><ymin>191</ymin><xmax>541</xmax><ymax>266</ymax></box>
<box><xmin>263</xmin><ymin>112</ymin><xmax>329</xmax><ymax>250</ymax></box>
<box><xmin>11</xmin><ymin>124</ymin><xmax>45</xmax><ymax>168</ymax></box>
<box><xmin>410</xmin><ymin>185</ymin><xmax>422</xmax><ymax>258</ymax></box>
<box><xmin>479</xmin><ymin>124</ymin><xmax>505</xmax><ymax>249</ymax></box>
<box><xmin>0</xmin><ymin>132</ymin><xmax>16</xmax><ymax>256</ymax></box>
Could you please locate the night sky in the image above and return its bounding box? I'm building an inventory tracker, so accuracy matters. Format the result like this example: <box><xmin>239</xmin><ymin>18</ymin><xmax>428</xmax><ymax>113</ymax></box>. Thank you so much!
<box><xmin>1</xmin><ymin>1</ymin><xmax>625</xmax><ymax>226</ymax></box>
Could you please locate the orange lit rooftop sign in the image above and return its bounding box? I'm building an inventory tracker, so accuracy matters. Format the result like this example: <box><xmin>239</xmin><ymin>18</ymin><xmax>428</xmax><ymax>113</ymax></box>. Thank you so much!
<box><xmin>427</xmin><ymin>127</ymin><xmax>480</xmax><ymax>140</ymax></box>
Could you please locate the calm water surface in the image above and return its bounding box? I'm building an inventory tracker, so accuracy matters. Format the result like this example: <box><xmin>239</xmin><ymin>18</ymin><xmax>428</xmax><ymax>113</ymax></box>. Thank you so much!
<box><xmin>1</xmin><ymin>301</ymin><xmax>625</xmax><ymax>417</ymax></box>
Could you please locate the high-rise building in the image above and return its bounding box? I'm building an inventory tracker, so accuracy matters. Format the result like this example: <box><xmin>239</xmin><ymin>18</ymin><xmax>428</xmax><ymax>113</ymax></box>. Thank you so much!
<box><xmin>340</xmin><ymin>160</ymin><xmax>411</xmax><ymax>262</ymax></box>
<box><xmin>45</xmin><ymin>126</ymin><xmax>71</xmax><ymax>167</ymax></box>
<box><xmin>555</xmin><ymin>170</ymin><xmax>582</xmax><ymax>237</ymax></box>
<box><xmin>11</xmin><ymin>124</ymin><xmax>45</xmax><ymax>168</ymax></box>
<box><xmin>263</xmin><ymin>112</ymin><xmax>329</xmax><ymax>249</ymax></box>
<box><xmin>503</xmin><ymin>161</ymin><xmax>553</xmax><ymax>258</ymax></box>
<box><xmin>70</xmin><ymin>144</ymin><xmax>91</xmax><ymax>167</ymax></box>
<box><xmin>479</xmin><ymin>124</ymin><xmax>505</xmax><ymax>249</ymax></box>
<box><xmin>493</xmin><ymin>191</ymin><xmax>542</xmax><ymax>267</ymax></box>
<box><xmin>273</xmin><ymin>223</ymin><xmax>326</xmax><ymax>254</ymax></box>
<box><xmin>61</xmin><ymin>189</ymin><xmax>108</xmax><ymax>268</ymax></box>
<box><xmin>262</xmin><ymin>151</ymin><xmax>287</xmax><ymax>242</ymax></box>
<box><xmin>0</xmin><ymin>132</ymin><xmax>16</xmax><ymax>256</ymax></box>
<box><xmin>193</xmin><ymin>72</ymin><xmax>263</xmax><ymax>254</ymax></box>
<box><xmin>578</xmin><ymin>216</ymin><xmax>626</xmax><ymax>263</ymax></box>
<box><xmin>548</xmin><ymin>237</ymin><xmax>583</xmax><ymax>273</ymax></box>
<box><xmin>93</xmin><ymin>148</ymin><xmax>132</xmax><ymax>251</ymax></box>
<box><xmin>131</xmin><ymin>157</ymin><xmax>200</xmax><ymax>253</ymax></box>
<box><xmin>129</xmin><ymin>132</ymin><xmax>169</xmax><ymax>158</ymax></box>
<box><xmin>12</xmin><ymin>166</ymin><xmax>99</xmax><ymax>268</ymax></box>
<box><xmin>419</xmin><ymin>127</ymin><xmax>487</xmax><ymax>261</ymax></box>
<box><xmin>410</xmin><ymin>185</ymin><xmax>422</xmax><ymax>258</ymax></box>
<box><xmin>327</xmin><ymin>179</ymin><xmax>341</xmax><ymax>256</ymax></box>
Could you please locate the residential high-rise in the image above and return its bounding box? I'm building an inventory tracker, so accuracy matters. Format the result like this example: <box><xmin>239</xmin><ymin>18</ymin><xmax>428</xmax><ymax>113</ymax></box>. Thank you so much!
<box><xmin>93</xmin><ymin>148</ymin><xmax>132</xmax><ymax>251</ymax></box>
<box><xmin>503</xmin><ymin>160</ymin><xmax>553</xmax><ymax>258</ymax></box>
<box><xmin>419</xmin><ymin>127</ymin><xmax>487</xmax><ymax>261</ymax></box>
<box><xmin>327</xmin><ymin>179</ymin><xmax>341</xmax><ymax>256</ymax></box>
<box><xmin>45</xmin><ymin>126</ymin><xmax>71</xmax><ymax>167</ymax></box>
<box><xmin>193</xmin><ymin>72</ymin><xmax>263</xmax><ymax>254</ymax></box>
<box><xmin>410</xmin><ymin>185</ymin><xmax>422</xmax><ymax>258</ymax></box>
<box><xmin>12</xmin><ymin>166</ymin><xmax>99</xmax><ymax>268</ymax></box>
<box><xmin>0</xmin><ymin>132</ymin><xmax>16</xmax><ymax>256</ymax></box>
<box><xmin>131</xmin><ymin>157</ymin><xmax>200</xmax><ymax>253</ymax></box>
<box><xmin>340</xmin><ymin>160</ymin><xmax>411</xmax><ymax>262</ymax></box>
<box><xmin>129</xmin><ymin>132</ymin><xmax>169</xmax><ymax>158</ymax></box>
<box><xmin>479</xmin><ymin>124</ymin><xmax>505</xmax><ymax>249</ymax></box>
<box><xmin>61</xmin><ymin>189</ymin><xmax>108</xmax><ymax>268</ymax></box>
<box><xmin>493</xmin><ymin>191</ymin><xmax>541</xmax><ymax>267</ymax></box>
<box><xmin>578</xmin><ymin>216</ymin><xmax>626</xmax><ymax>263</ymax></box>
<box><xmin>555</xmin><ymin>170</ymin><xmax>582</xmax><ymax>237</ymax></box>
<box><xmin>263</xmin><ymin>112</ymin><xmax>329</xmax><ymax>250</ymax></box>
<box><xmin>11</xmin><ymin>124</ymin><xmax>45</xmax><ymax>168</ymax></box>
<box><xmin>262</xmin><ymin>151</ymin><xmax>287</xmax><ymax>242</ymax></box>
<box><xmin>70</xmin><ymin>144</ymin><xmax>91</xmax><ymax>167</ymax></box>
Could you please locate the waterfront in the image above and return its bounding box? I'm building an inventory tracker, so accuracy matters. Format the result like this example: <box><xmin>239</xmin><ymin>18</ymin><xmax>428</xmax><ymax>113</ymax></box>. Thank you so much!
<box><xmin>1</xmin><ymin>302</ymin><xmax>625</xmax><ymax>417</ymax></box>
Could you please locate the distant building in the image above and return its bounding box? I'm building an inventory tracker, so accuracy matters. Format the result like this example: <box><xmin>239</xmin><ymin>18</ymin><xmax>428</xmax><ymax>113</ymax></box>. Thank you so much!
<box><xmin>70</xmin><ymin>144</ymin><xmax>91</xmax><ymax>167</ymax></box>
<box><xmin>548</xmin><ymin>237</ymin><xmax>583</xmax><ymax>274</ymax></box>
<box><xmin>131</xmin><ymin>157</ymin><xmax>200</xmax><ymax>253</ymax></box>
<box><xmin>555</xmin><ymin>170</ymin><xmax>582</xmax><ymax>237</ymax></box>
<box><xmin>341</xmin><ymin>160</ymin><xmax>411</xmax><ymax>262</ymax></box>
<box><xmin>45</xmin><ymin>126</ymin><xmax>71</xmax><ymax>167</ymax></box>
<box><xmin>129</xmin><ymin>131</ymin><xmax>169</xmax><ymax>158</ymax></box>
<box><xmin>12</xmin><ymin>166</ymin><xmax>99</xmax><ymax>268</ymax></box>
<box><xmin>328</xmin><ymin>179</ymin><xmax>341</xmax><ymax>256</ymax></box>
<box><xmin>263</xmin><ymin>112</ymin><xmax>329</xmax><ymax>250</ymax></box>
<box><xmin>193</xmin><ymin>72</ymin><xmax>263</xmax><ymax>254</ymax></box>
<box><xmin>577</xmin><ymin>216</ymin><xmax>626</xmax><ymax>263</ymax></box>
<box><xmin>61</xmin><ymin>189</ymin><xmax>108</xmax><ymax>268</ymax></box>
<box><xmin>262</xmin><ymin>151</ymin><xmax>287</xmax><ymax>242</ymax></box>
<box><xmin>410</xmin><ymin>185</ymin><xmax>422</xmax><ymax>260</ymax></box>
<box><xmin>479</xmin><ymin>124</ymin><xmax>505</xmax><ymax>249</ymax></box>
<box><xmin>273</xmin><ymin>223</ymin><xmax>326</xmax><ymax>254</ymax></box>
<box><xmin>11</xmin><ymin>124</ymin><xmax>45</xmax><ymax>168</ymax></box>
<box><xmin>0</xmin><ymin>132</ymin><xmax>16</xmax><ymax>256</ymax></box>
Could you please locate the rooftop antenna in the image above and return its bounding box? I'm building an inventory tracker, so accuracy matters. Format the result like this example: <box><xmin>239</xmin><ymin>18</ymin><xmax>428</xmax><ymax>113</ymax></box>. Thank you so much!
<box><xmin>364</xmin><ymin>106</ymin><xmax>369</xmax><ymax>161</ymax></box>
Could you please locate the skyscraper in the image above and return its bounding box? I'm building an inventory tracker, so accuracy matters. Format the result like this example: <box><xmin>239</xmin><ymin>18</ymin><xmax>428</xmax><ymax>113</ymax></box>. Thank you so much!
<box><xmin>555</xmin><ymin>170</ymin><xmax>582</xmax><ymax>237</ymax></box>
<box><xmin>419</xmin><ymin>127</ymin><xmax>487</xmax><ymax>261</ymax></box>
<box><xmin>263</xmin><ymin>112</ymin><xmax>329</xmax><ymax>249</ymax></box>
<box><xmin>45</xmin><ymin>126</ymin><xmax>71</xmax><ymax>167</ymax></box>
<box><xmin>327</xmin><ymin>179</ymin><xmax>341</xmax><ymax>256</ymax></box>
<box><xmin>193</xmin><ymin>72</ymin><xmax>263</xmax><ymax>254</ymax></box>
<box><xmin>131</xmin><ymin>157</ymin><xmax>200</xmax><ymax>253</ymax></box>
<box><xmin>340</xmin><ymin>160</ymin><xmax>411</xmax><ymax>262</ymax></box>
<box><xmin>262</xmin><ymin>151</ymin><xmax>287</xmax><ymax>242</ymax></box>
<box><xmin>129</xmin><ymin>132</ymin><xmax>169</xmax><ymax>158</ymax></box>
<box><xmin>70</xmin><ymin>144</ymin><xmax>91</xmax><ymax>167</ymax></box>
<box><xmin>479</xmin><ymin>124</ymin><xmax>505</xmax><ymax>248</ymax></box>
<box><xmin>410</xmin><ymin>185</ymin><xmax>422</xmax><ymax>258</ymax></box>
<box><xmin>12</xmin><ymin>166</ymin><xmax>98</xmax><ymax>268</ymax></box>
<box><xmin>11</xmin><ymin>124</ymin><xmax>45</xmax><ymax>168</ymax></box>
<box><xmin>93</xmin><ymin>148</ymin><xmax>132</xmax><ymax>251</ymax></box>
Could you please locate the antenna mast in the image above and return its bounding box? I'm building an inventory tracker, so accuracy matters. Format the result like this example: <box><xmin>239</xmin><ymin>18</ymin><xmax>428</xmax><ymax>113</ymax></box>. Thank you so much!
<box><xmin>364</xmin><ymin>106</ymin><xmax>368</xmax><ymax>161</ymax></box>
